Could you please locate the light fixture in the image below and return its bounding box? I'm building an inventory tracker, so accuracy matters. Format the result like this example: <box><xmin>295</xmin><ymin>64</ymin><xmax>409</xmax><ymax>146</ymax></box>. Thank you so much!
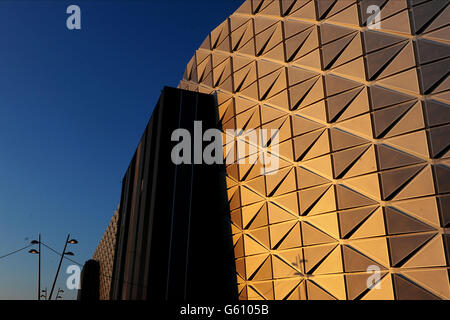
<box><xmin>49</xmin><ymin>234</ymin><xmax>77</xmax><ymax>300</ymax></box>
<box><xmin>30</xmin><ymin>234</ymin><xmax>41</xmax><ymax>300</ymax></box>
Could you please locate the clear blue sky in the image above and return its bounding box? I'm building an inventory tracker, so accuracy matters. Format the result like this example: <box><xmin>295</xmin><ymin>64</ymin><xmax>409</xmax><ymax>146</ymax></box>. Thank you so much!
<box><xmin>0</xmin><ymin>0</ymin><xmax>239</xmax><ymax>300</ymax></box>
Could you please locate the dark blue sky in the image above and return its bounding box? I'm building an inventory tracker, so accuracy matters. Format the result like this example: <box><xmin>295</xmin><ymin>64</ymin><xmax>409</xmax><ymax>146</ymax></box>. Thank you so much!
<box><xmin>0</xmin><ymin>0</ymin><xmax>239</xmax><ymax>300</ymax></box>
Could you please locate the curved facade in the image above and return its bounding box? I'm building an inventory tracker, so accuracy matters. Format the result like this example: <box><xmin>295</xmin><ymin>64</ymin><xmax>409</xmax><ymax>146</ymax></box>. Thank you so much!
<box><xmin>92</xmin><ymin>208</ymin><xmax>119</xmax><ymax>300</ymax></box>
<box><xmin>179</xmin><ymin>0</ymin><xmax>450</xmax><ymax>300</ymax></box>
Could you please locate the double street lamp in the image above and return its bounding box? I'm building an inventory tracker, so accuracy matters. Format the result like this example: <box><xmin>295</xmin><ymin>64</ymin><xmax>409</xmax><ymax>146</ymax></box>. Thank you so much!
<box><xmin>48</xmin><ymin>234</ymin><xmax>78</xmax><ymax>300</ymax></box>
<box><xmin>56</xmin><ymin>288</ymin><xmax>64</xmax><ymax>300</ymax></box>
<box><xmin>40</xmin><ymin>288</ymin><xmax>47</xmax><ymax>300</ymax></box>
<box><xmin>28</xmin><ymin>234</ymin><xmax>41</xmax><ymax>300</ymax></box>
<box><xmin>29</xmin><ymin>234</ymin><xmax>78</xmax><ymax>300</ymax></box>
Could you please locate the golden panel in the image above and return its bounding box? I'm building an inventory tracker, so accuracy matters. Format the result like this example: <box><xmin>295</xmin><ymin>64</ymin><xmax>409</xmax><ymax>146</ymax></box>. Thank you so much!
<box><xmin>179</xmin><ymin>0</ymin><xmax>450</xmax><ymax>300</ymax></box>
<box><xmin>92</xmin><ymin>208</ymin><xmax>119</xmax><ymax>300</ymax></box>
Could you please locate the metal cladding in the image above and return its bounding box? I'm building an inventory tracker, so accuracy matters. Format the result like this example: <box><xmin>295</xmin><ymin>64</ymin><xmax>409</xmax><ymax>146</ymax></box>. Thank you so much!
<box><xmin>179</xmin><ymin>0</ymin><xmax>450</xmax><ymax>300</ymax></box>
<box><xmin>92</xmin><ymin>209</ymin><xmax>119</xmax><ymax>300</ymax></box>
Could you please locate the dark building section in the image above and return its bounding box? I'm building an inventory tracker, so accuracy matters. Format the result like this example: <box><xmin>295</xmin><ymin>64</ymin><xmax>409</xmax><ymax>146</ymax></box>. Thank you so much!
<box><xmin>78</xmin><ymin>260</ymin><xmax>100</xmax><ymax>301</ymax></box>
<box><xmin>108</xmin><ymin>87</ymin><xmax>236</xmax><ymax>301</ymax></box>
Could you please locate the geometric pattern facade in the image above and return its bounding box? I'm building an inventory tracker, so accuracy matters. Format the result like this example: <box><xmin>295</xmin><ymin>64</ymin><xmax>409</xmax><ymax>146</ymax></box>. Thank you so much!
<box><xmin>92</xmin><ymin>208</ymin><xmax>119</xmax><ymax>300</ymax></box>
<box><xmin>179</xmin><ymin>0</ymin><xmax>450</xmax><ymax>299</ymax></box>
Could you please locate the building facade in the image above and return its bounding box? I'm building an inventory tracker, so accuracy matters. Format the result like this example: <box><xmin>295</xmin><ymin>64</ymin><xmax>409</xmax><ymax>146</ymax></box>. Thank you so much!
<box><xmin>92</xmin><ymin>208</ymin><xmax>119</xmax><ymax>300</ymax></box>
<box><xmin>179</xmin><ymin>0</ymin><xmax>450</xmax><ymax>300</ymax></box>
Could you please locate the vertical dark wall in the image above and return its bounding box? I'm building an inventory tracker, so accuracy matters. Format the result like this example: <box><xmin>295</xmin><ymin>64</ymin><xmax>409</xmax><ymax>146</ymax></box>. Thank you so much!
<box><xmin>183</xmin><ymin>92</ymin><xmax>237</xmax><ymax>301</ymax></box>
<box><xmin>78</xmin><ymin>259</ymin><xmax>100</xmax><ymax>301</ymax></box>
<box><xmin>109</xmin><ymin>87</ymin><xmax>236</xmax><ymax>301</ymax></box>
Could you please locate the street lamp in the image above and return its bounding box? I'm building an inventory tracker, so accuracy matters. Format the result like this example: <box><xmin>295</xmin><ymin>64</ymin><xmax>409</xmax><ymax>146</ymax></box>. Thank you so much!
<box><xmin>49</xmin><ymin>234</ymin><xmax>78</xmax><ymax>300</ymax></box>
<box><xmin>40</xmin><ymin>288</ymin><xmax>47</xmax><ymax>300</ymax></box>
<box><xmin>56</xmin><ymin>288</ymin><xmax>64</xmax><ymax>300</ymax></box>
<box><xmin>29</xmin><ymin>234</ymin><xmax>41</xmax><ymax>301</ymax></box>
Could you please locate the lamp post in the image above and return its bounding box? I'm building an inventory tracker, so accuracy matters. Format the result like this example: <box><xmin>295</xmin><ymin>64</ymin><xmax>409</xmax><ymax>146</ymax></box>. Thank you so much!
<box><xmin>29</xmin><ymin>234</ymin><xmax>41</xmax><ymax>300</ymax></box>
<box><xmin>40</xmin><ymin>288</ymin><xmax>47</xmax><ymax>300</ymax></box>
<box><xmin>56</xmin><ymin>288</ymin><xmax>64</xmax><ymax>300</ymax></box>
<box><xmin>49</xmin><ymin>234</ymin><xmax>78</xmax><ymax>300</ymax></box>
